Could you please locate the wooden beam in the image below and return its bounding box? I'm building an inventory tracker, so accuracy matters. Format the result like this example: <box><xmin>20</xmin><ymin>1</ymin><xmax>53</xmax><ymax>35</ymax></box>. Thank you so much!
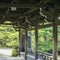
<box><xmin>28</xmin><ymin>23</ymin><xmax>53</xmax><ymax>31</ymax></box>
<box><xmin>1</xmin><ymin>20</ymin><xmax>60</xmax><ymax>31</ymax></box>
<box><xmin>25</xmin><ymin>26</ymin><xmax>28</xmax><ymax>60</ymax></box>
<box><xmin>18</xmin><ymin>8</ymin><xmax>37</xmax><ymax>19</ymax></box>
<box><xmin>23</xmin><ymin>9</ymin><xmax>36</xmax><ymax>15</ymax></box>
<box><xmin>0</xmin><ymin>0</ymin><xmax>51</xmax><ymax>8</ymax></box>
<box><xmin>0</xmin><ymin>3</ymin><xmax>41</xmax><ymax>8</ymax></box>
<box><xmin>35</xmin><ymin>23</ymin><xmax>38</xmax><ymax>60</ymax></box>
<box><xmin>2</xmin><ymin>20</ymin><xmax>59</xmax><ymax>31</ymax></box>
<box><xmin>14</xmin><ymin>23</ymin><xmax>53</xmax><ymax>31</ymax></box>
<box><xmin>0</xmin><ymin>13</ymin><xmax>23</xmax><ymax>17</ymax></box>
<box><xmin>42</xmin><ymin>0</ymin><xmax>51</xmax><ymax>5</ymax></box>
<box><xmin>28</xmin><ymin>20</ymin><xmax>60</xmax><ymax>30</ymax></box>
<box><xmin>0</xmin><ymin>23</ymin><xmax>14</xmax><ymax>25</ymax></box>
<box><xmin>27</xmin><ymin>8</ymin><xmax>37</xmax><ymax>14</ymax></box>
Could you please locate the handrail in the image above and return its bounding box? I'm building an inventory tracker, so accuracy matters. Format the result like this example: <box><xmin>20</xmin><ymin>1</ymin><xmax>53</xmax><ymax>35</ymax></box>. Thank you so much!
<box><xmin>38</xmin><ymin>52</ymin><xmax>53</xmax><ymax>60</ymax></box>
<box><xmin>27</xmin><ymin>51</ymin><xmax>53</xmax><ymax>60</ymax></box>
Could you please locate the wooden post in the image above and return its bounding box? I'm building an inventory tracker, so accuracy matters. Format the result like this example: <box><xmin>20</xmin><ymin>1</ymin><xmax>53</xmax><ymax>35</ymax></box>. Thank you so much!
<box><xmin>19</xmin><ymin>25</ymin><xmax>25</xmax><ymax>56</ymax></box>
<box><xmin>35</xmin><ymin>24</ymin><xmax>38</xmax><ymax>60</ymax></box>
<box><xmin>25</xmin><ymin>27</ymin><xmax>28</xmax><ymax>60</ymax></box>
<box><xmin>53</xmin><ymin>15</ymin><xmax>58</xmax><ymax>60</ymax></box>
<box><xmin>19</xmin><ymin>27</ymin><xmax>21</xmax><ymax>56</ymax></box>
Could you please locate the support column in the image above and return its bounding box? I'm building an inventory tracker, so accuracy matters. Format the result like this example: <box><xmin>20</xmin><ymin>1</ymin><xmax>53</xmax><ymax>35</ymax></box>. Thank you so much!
<box><xmin>19</xmin><ymin>27</ymin><xmax>21</xmax><ymax>56</ymax></box>
<box><xmin>25</xmin><ymin>27</ymin><xmax>28</xmax><ymax>60</ymax></box>
<box><xmin>53</xmin><ymin>18</ymin><xmax>58</xmax><ymax>60</ymax></box>
<box><xmin>19</xmin><ymin>28</ymin><xmax>25</xmax><ymax>56</ymax></box>
<box><xmin>35</xmin><ymin>24</ymin><xmax>38</xmax><ymax>60</ymax></box>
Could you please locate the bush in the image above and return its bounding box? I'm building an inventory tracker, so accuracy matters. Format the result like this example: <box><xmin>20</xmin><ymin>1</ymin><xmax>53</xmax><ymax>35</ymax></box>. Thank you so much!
<box><xmin>12</xmin><ymin>47</ymin><xmax>19</xmax><ymax>56</ymax></box>
<box><xmin>58</xmin><ymin>45</ymin><xmax>60</xmax><ymax>55</ymax></box>
<box><xmin>58</xmin><ymin>45</ymin><xmax>60</xmax><ymax>51</ymax></box>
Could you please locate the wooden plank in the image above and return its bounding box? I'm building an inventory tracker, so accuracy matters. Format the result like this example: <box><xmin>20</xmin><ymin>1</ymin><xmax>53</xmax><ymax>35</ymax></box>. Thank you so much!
<box><xmin>35</xmin><ymin>23</ymin><xmax>38</xmax><ymax>60</ymax></box>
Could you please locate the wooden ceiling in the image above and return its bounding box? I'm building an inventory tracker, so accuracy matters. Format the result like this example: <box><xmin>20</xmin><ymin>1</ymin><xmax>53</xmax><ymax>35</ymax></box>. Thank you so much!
<box><xmin>0</xmin><ymin>0</ymin><xmax>60</xmax><ymax>30</ymax></box>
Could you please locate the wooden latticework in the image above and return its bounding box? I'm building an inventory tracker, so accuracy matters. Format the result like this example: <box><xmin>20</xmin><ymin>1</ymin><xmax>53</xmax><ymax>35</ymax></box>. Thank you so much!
<box><xmin>0</xmin><ymin>0</ymin><xmax>59</xmax><ymax>30</ymax></box>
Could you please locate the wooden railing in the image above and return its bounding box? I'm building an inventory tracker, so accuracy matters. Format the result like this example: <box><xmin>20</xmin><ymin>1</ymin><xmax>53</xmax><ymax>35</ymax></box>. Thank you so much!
<box><xmin>27</xmin><ymin>51</ymin><xmax>53</xmax><ymax>60</ymax></box>
<box><xmin>38</xmin><ymin>52</ymin><xmax>53</xmax><ymax>60</ymax></box>
<box><xmin>27</xmin><ymin>51</ymin><xmax>60</xmax><ymax>60</ymax></box>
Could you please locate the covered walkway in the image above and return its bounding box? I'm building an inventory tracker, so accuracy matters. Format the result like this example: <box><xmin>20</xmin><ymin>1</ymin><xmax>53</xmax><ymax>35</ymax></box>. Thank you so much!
<box><xmin>0</xmin><ymin>0</ymin><xmax>60</xmax><ymax>60</ymax></box>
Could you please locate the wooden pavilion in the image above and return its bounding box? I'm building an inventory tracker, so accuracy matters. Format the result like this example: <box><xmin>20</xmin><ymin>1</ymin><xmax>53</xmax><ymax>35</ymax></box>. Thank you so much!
<box><xmin>0</xmin><ymin>0</ymin><xmax>60</xmax><ymax>60</ymax></box>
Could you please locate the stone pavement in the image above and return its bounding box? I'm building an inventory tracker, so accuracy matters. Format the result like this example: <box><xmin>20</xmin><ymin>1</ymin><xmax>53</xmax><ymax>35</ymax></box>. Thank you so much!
<box><xmin>0</xmin><ymin>56</ymin><xmax>24</xmax><ymax>60</ymax></box>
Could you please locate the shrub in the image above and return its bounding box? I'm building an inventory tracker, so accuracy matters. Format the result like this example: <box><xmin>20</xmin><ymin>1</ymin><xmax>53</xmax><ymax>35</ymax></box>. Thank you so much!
<box><xmin>12</xmin><ymin>47</ymin><xmax>19</xmax><ymax>56</ymax></box>
<box><xmin>58</xmin><ymin>45</ymin><xmax>60</xmax><ymax>55</ymax></box>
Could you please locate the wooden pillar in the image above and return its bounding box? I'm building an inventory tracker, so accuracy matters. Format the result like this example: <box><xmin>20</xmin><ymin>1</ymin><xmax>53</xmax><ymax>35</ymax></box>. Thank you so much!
<box><xmin>25</xmin><ymin>27</ymin><xmax>28</xmax><ymax>60</ymax></box>
<box><xmin>19</xmin><ymin>26</ymin><xmax>25</xmax><ymax>55</ymax></box>
<box><xmin>35</xmin><ymin>24</ymin><xmax>38</xmax><ymax>60</ymax></box>
<box><xmin>19</xmin><ymin>27</ymin><xmax>21</xmax><ymax>56</ymax></box>
<box><xmin>53</xmin><ymin>16</ymin><xmax>58</xmax><ymax>60</ymax></box>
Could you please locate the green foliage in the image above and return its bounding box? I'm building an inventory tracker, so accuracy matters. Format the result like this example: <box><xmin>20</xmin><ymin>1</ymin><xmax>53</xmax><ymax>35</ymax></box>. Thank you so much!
<box><xmin>31</xmin><ymin>26</ymin><xmax>60</xmax><ymax>53</ymax></box>
<box><xmin>0</xmin><ymin>24</ymin><xmax>19</xmax><ymax>56</ymax></box>
<box><xmin>31</xmin><ymin>27</ymin><xmax>53</xmax><ymax>52</ymax></box>
<box><xmin>0</xmin><ymin>25</ymin><xmax>19</xmax><ymax>48</ymax></box>
<box><xmin>38</xmin><ymin>40</ymin><xmax>53</xmax><ymax>52</ymax></box>
<box><xmin>58</xmin><ymin>45</ymin><xmax>60</xmax><ymax>51</ymax></box>
<box><xmin>12</xmin><ymin>47</ymin><xmax>19</xmax><ymax>56</ymax></box>
<box><xmin>58</xmin><ymin>26</ymin><xmax>60</xmax><ymax>52</ymax></box>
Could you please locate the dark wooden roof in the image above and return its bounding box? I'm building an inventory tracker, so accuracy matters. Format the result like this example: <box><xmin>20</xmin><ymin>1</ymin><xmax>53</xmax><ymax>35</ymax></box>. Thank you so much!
<box><xmin>0</xmin><ymin>0</ymin><xmax>60</xmax><ymax>30</ymax></box>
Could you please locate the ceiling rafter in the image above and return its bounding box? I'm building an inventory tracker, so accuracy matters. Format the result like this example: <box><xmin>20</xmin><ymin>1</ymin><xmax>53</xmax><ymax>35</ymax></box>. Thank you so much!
<box><xmin>0</xmin><ymin>0</ymin><xmax>59</xmax><ymax>30</ymax></box>
<box><xmin>2</xmin><ymin>0</ymin><xmax>19</xmax><ymax>19</ymax></box>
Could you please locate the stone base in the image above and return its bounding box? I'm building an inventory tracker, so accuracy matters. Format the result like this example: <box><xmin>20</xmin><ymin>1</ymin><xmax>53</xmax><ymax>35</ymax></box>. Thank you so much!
<box><xmin>20</xmin><ymin>52</ymin><xmax>25</xmax><ymax>58</ymax></box>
